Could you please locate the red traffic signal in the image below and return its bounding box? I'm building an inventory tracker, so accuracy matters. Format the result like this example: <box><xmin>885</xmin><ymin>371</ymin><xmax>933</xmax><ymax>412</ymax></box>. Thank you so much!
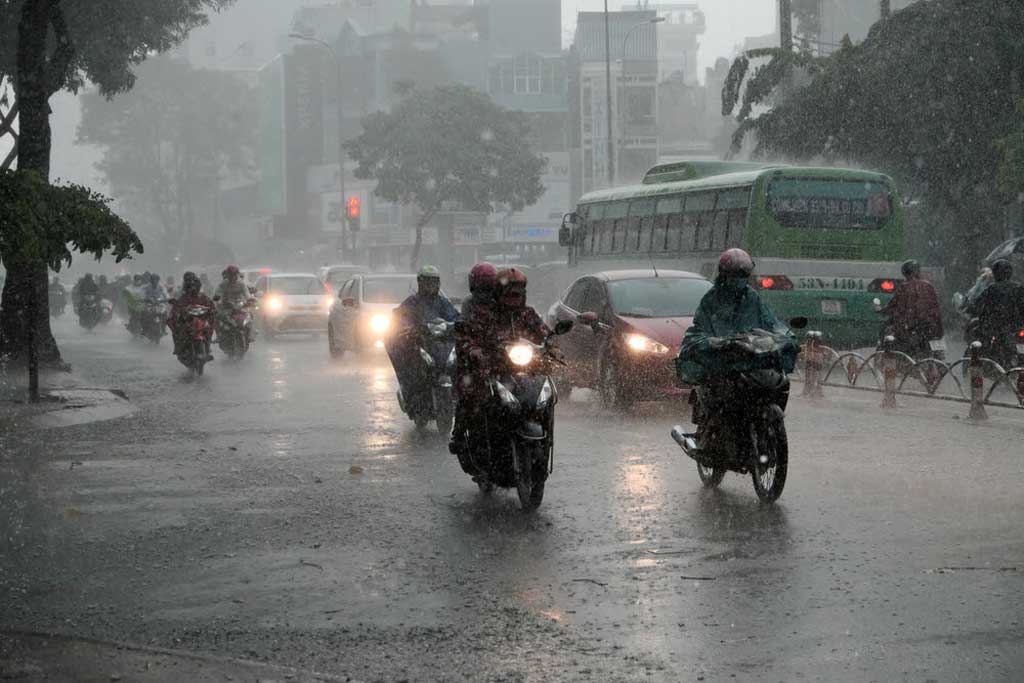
<box><xmin>346</xmin><ymin>196</ymin><xmax>361</xmax><ymax>219</ymax></box>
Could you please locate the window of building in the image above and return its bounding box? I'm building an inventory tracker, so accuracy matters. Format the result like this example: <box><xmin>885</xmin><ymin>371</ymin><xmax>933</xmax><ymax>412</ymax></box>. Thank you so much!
<box><xmin>489</xmin><ymin>58</ymin><xmax>514</xmax><ymax>94</ymax></box>
<box><xmin>371</xmin><ymin>198</ymin><xmax>400</xmax><ymax>226</ymax></box>
<box><xmin>515</xmin><ymin>53</ymin><xmax>542</xmax><ymax>94</ymax></box>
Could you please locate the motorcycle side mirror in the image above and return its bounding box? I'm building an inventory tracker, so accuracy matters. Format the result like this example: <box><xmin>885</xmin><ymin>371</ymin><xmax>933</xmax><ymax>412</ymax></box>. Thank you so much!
<box><xmin>553</xmin><ymin>319</ymin><xmax>574</xmax><ymax>335</ymax></box>
<box><xmin>342</xmin><ymin>297</ymin><xmax>357</xmax><ymax>308</ymax></box>
<box><xmin>788</xmin><ymin>317</ymin><xmax>809</xmax><ymax>330</ymax></box>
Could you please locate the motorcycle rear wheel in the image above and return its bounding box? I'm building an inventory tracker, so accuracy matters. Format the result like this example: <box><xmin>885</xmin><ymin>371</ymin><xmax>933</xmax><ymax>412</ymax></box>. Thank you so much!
<box><xmin>750</xmin><ymin>409</ymin><xmax>788</xmax><ymax>502</ymax></box>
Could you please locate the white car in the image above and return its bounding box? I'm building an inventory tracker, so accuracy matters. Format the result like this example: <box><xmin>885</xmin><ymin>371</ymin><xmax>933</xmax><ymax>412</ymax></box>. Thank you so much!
<box><xmin>318</xmin><ymin>264</ymin><xmax>368</xmax><ymax>293</ymax></box>
<box><xmin>327</xmin><ymin>273</ymin><xmax>418</xmax><ymax>356</ymax></box>
<box><xmin>253</xmin><ymin>272</ymin><xmax>332</xmax><ymax>338</ymax></box>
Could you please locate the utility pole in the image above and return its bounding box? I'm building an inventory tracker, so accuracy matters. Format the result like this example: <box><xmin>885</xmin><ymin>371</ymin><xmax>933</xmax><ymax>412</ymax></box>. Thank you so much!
<box><xmin>604</xmin><ymin>0</ymin><xmax>615</xmax><ymax>186</ymax></box>
<box><xmin>880</xmin><ymin>0</ymin><xmax>891</xmax><ymax>18</ymax></box>
<box><xmin>779</xmin><ymin>0</ymin><xmax>793</xmax><ymax>52</ymax></box>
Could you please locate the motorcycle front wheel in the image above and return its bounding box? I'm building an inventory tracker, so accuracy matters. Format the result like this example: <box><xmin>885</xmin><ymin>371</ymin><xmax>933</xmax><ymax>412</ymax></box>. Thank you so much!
<box><xmin>434</xmin><ymin>388</ymin><xmax>454</xmax><ymax>436</ymax></box>
<box><xmin>696</xmin><ymin>461</ymin><xmax>726</xmax><ymax>488</ymax></box>
<box><xmin>514</xmin><ymin>440</ymin><xmax>547</xmax><ymax>512</ymax></box>
<box><xmin>750</xmin><ymin>407</ymin><xmax>788</xmax><ymax>502</ymax></box>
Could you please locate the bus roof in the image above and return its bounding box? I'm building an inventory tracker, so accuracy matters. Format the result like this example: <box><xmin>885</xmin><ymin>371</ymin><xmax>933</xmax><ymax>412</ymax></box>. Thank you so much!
<box><xmin>577</xmin><ymin>164</ymin><xmax>895</xmax><ymax>206</ymax></box>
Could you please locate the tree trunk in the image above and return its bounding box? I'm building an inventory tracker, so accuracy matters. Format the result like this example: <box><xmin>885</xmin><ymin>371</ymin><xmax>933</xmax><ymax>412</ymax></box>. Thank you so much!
<box><xmin>408</xmin><ymin>206</ymin><xmax>438</xmax><ymax>273</ymax></box>
<box><xmin>0</xmin><ymin>0</ymin><xmax>63</xmax><ymax>367</ymax></box>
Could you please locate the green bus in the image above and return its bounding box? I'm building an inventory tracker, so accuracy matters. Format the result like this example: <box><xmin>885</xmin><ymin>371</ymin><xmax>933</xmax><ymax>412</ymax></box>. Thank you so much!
<box><xmin>558</xmin><ymin>161</ymin><xmax>911</xmax><ymax>348</ymax></box>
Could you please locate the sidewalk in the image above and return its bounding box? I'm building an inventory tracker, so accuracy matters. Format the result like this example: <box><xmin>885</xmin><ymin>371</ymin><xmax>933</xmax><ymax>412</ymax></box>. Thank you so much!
<box><xmin>0</xmin><ymin>631</ymin><xmax>347</xmax><ymax>682</ymax></box>
<box><xmin>0</xmin><ymin>365</ymin><xmax>135</xmax><ymax>431</ymax></box>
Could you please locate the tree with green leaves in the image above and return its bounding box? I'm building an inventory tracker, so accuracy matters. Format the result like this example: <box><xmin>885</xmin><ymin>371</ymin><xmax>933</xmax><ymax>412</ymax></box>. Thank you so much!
<box><xmin>0</xmin><ymin>0</ymin><xmax>233</xmax><ymax>366</ymax></box>
<box><xmin>77</xmin><ymin>55</ymin><xmax>256</xmax><ymax>261</ymax></box>
<box><xmin>722</xmin><ymin>0</ymin><xmax>1024</xmax><ymax>285</ymax></box>
<box><xmin>345</xmin><ymin>84</ymin><xmax>547</xmax><ymax>271</ymax></box>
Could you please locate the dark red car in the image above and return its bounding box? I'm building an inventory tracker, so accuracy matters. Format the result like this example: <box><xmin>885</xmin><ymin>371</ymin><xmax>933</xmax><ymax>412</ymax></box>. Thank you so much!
<box><xmin>545</xmin><ymin>269</ymin><xmax>711</xmax><ymax>407</ymax></box>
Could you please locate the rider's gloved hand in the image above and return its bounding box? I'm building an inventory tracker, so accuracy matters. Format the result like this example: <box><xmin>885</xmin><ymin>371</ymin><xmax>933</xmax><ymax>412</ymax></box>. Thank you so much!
<box><xmin>708</xmin><ymin>337</ymin><xmax>729</xmax><ymax>351</ymax></box>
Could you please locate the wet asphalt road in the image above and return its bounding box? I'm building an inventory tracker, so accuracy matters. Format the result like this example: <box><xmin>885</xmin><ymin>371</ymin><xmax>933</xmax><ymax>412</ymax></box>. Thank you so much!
<box><xmin>2</xmin><ymin>317</ymin><xmax>1023</xmax><ymax>681</ymax></box>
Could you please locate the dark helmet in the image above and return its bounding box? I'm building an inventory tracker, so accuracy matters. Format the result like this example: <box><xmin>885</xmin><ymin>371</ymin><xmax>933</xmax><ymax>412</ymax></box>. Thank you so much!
<box><xmin>97</xmin><ymin>275</ymin><xmax>108</xmax><ymax>285</ymax></box>
<box><xmin>718</xmin><ymin>248</ymin><xmax>755</xmax><ymax>277</ymax></box>
<box><xmin>224</xmin><ymin>265</ymin><xmax>240</xmax><ymax>280</ymax></box>
<box><xmin>132</xmin><ymin>273</ymin><xmax>144</xmax><ymax>285</ymax></box>
<box><xmin>149</xmin><ymin>273</ymin><xmax>160</xmax><ymax>285</ymax></box>
<box><xmin>468</xmin><ymin>262</ymin><xmax>498</xmax><ymax>294</ymax></box>
<box><xmin>901</xmin><ymin>259</ymin><xmax>921</xmax><ymax>278</ymax></box>
<box><xmin>183</xmin><ymin>271</ymin><xmax>201</xmax><ymax>292</ymax></box>
<box><xmin>84</xmin><ymin>273</ymin><xmax>95</xmax><ymax>283</ymax></box>
<box><xmin>496</xmin><ymin>268</ymin><xmax>528</xmax><ymax>308</ymax></box>
<box><xmin>992</xmin><ymin>258</ymin><xmax>1013</xmax><ymax>282</ymax></box>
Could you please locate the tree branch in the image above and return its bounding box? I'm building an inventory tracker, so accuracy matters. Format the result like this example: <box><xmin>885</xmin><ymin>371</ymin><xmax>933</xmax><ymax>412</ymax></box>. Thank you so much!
<box><xmin>1</xmin><ymin>142</ymin><xmax>17</xmax><ymax>171</ymax></box>
<box><xmin>46</xmin><ymin>1</ymin><xmax>75</xmax><ymax>97</ymax></box>
<box><xmin>0</xmin><ymin>100</ymin><xmax>18</xmax><ymax>139</ymax></box>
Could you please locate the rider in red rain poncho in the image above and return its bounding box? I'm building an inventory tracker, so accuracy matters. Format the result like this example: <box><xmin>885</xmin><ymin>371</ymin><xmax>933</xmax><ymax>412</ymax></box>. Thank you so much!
<box><xmin>168</xmin><ymin>271</ymin><xmax>215</xmax><ymax>358</ymax></box>
<box><xmin>450</xmin><ymin>267</ymin><xmax>553</xmax><ymax>457</ymax></box>
<box><xmin>879</xmin><ymin>259</ymin><xmax>944</xmax><ymax>357</ymax></box>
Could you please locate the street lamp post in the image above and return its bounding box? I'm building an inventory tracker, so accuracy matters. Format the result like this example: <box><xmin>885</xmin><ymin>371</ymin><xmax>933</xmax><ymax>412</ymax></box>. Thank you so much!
<box><xmin>618</xmin><ymin>17</ymin><xmax>665</xmax><ymax>185</ymax></box>
<box><xmin>289</xmin><ymin>33</ymin><xmax>348</xmax><ymax>260</ymax></box>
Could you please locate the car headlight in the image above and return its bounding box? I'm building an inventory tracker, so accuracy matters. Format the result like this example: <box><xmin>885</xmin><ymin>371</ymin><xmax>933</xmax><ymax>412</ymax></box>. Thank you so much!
<box><xmin>625</xmin><ymin>333</ymin><xmax>670</xmax><ymax>354</ymax></box>
<box><xmin>370</xmin><ymin>314</ymin><xmax>391</xmax><ymax>334</ymax></box>
<box><xmin>507</xmin><ymin>344</ymin><xmax>535</xmax><ymax>366</ymax></box>
<box><xmin>537</xmin><ymin>378</ymin><xmax>555</xmax><ymax>409</ymax></box>
<box><xmin>323</xmin><ymin>296</ymin><xmax>334</xmax><ymax>311</ymax></box>
<box><xmin>266</xmin><ymin>297</ymin><xmax>283</xmax><ymax>312</ymax></box>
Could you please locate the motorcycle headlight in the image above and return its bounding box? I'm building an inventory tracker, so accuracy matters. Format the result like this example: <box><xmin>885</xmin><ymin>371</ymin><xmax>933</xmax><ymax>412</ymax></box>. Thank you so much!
<box><xmin>370</xmin><ymin>314</ymin><xmax>391</xmax><ymax>334</ymax></box>
<box><xmin>625</xmin><ymin>333</ymin><xmax>670</xmax><ymax>355</ymax></box>
<box><xmin>492</xmin><ymin>379</ymin><xmax>519</xmax><ymax>407</ymax></box>
<box><xmin>419</xmin><ymin>347</ymin><xmax>434</xmax><ymax>366</ymax></box>
<box><xmin>507</xmin><ymin>344</ymin><xmax>535</xmax><ymax>366</ymax></box>
<box><xmin>266</xmin><ymin>297</ymin><xmax>283</xmax><ymax>312</ymax></box>
<box><xmin>537</xmin><ymin>378</ymin><xmax>555</xmax><ymax>409</ymax></box>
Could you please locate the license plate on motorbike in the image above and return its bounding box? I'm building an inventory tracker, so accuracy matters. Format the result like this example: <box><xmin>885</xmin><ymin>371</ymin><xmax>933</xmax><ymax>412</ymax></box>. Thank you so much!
<box><xmin>820</xmin><ymin>299</ymin><xmax>843</xmax><ymax>316</ymax></box>
<box><xmin>929</xmin><ymin>339</ymin><xmax>947</xmax><ymax>352</ymax></box>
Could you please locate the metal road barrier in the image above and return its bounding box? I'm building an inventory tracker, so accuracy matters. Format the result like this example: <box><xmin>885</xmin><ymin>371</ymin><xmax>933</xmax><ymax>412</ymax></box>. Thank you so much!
<box><xmin>795</xmin><ymin>333</ymin><xmax>1024</xmax><ymax>420</ymax></box>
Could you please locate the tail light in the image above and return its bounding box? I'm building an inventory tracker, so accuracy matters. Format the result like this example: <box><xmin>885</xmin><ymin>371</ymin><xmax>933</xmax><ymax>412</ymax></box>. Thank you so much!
<box><xmin>1018</xmin><ymin>329</ymin><xmax>1024</xmax><ymax>339</ymax></box>
<box><xmin>756</xmin><ymin>275</ymin><xmax>794</xmax><ymax>291</ymax></box>
<box><xmin>868</xmin><ymin>278</ymin><xmax>900</xmax><ymax>293</ymax></box>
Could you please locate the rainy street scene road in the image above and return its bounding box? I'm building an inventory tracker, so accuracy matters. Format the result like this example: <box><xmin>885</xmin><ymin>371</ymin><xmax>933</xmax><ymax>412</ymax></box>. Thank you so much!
<box><xmin>2</xmin><ymin>323</ymin><xmax>1022</xmax><ymax>681</ymax></box>
<box><xmin>5</xmin><ymin>0</ymin><xmax>1024</xmax><ymax>681</ymax></box>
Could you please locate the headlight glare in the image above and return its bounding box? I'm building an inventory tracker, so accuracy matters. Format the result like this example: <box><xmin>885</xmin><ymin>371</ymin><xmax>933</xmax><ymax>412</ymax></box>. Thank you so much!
<box><xmin>507</xmin><ymin>344</ymin><xmax>534</xmax><ymax>366</ymax></box>
<box><xmin>625</xmin><ymin>333</ymin><xmax>669</xmax><ymax>354</ymax></box>
<box><xmin>267</xmin><ymin>297</ymin><xmax>283</xmax><ymax>312</ymax></box>
<box><xmin>370</xmin><ymin>314</ymin><xmax>391</xmax><ymax>334</ymax></box>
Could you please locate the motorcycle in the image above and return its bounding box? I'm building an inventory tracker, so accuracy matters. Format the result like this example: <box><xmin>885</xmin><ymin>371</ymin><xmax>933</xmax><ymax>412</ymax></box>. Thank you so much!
<box><xmin>98</xmin><ymin>299</ymin><xmax>114</xmax><ymax>326</ymax></box>
<box><xmin>453</xmin><ymin>319</ymin><xmax>574</xmax><ymax>511</ymax></box>
<box><xmin>78</xmin><ymin>294</ymin><xmax>102</xmax><ymax>330</ymax></box>
<box><xmin>215</xmin><ymin>297</ymin><xmax>255</xmax><ymax>360</ymax></box>
<box><xmin>140</xmin><ymin>298</ymin><xmax>167</xmax><ymax>344</ymax></box>
<box><xmin>49</xmin><ymin>286</ymin><xmax>68</xmax><ymax>317</ymax></box>
<box><xmin>396</xmin><ymin>318</ymin><xmax>457</xmax><ymax>433</ymax></box>
<box><xmin>964</xmin><ymin>323</ymin><xmax>1024</xmax><ymax>376</ymax></box>
<box><xmin>171</xmin><ymin>302</ymin><xmax>214</xmax><ymax>376</ymax></box>
<box><xmin>671</xmin><ymin>322</ymin><xmax>804</xmax><ymax>503</ymax></box>
<box><xmin>872</xmin><ymin>297</ymin><xmax>945</xmax><ymax>387</ymax></box>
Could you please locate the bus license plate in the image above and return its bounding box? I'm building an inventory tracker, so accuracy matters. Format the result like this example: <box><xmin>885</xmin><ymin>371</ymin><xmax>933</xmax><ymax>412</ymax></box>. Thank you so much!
<box><xmin>820</xmin><ymin>299</ymin><xmax>843</xmax><ymax>316</ymax></box>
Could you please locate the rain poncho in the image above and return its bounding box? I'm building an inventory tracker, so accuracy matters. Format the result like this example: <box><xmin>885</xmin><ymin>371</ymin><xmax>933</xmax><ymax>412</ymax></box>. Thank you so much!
<box><xmin>676</xmin><ymin>282</ymin><xmax>797</xmax><ymax>385</ymax></box>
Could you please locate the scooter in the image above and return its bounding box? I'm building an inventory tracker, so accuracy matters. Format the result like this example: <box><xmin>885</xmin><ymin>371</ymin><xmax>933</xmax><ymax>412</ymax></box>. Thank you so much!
<box><xmin>172</xmin><ymin>302</ymin><xmax>214</xmax><ymax>376</ymax></box>
<box><xmin>140</xmin><ymin>299</ymin><xmax>168</xmax><ymax>344</ymax></box>
<box><xmin>453</xmin><ymin>320</ymin><xmax>574</xmax><ymax>511</ymax></box>
<box><xmin>396</xmin><ymin>318</ymin><xmax>457</xmax><ymax>433</ymax></box>
<box><xmin>78</xmin><ymin>294</ymin><xmax>102</xmax><ymax>330</ymax></box>
<box><xmin>215</xmin><ymin>297</ymin><xmax>255</xmax><ymax>360</ymax></box>
<box><xmin>671</xmin><ymin>322</ymin><xmax>804</xmax><ymax>503</ymax></box>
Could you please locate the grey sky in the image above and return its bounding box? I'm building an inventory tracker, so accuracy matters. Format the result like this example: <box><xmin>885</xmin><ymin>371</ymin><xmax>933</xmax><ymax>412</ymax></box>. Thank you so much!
<box><xmin>563</xmin><ymin>0</ymin><xmax>779</xmax><ymax>77</ymax></box>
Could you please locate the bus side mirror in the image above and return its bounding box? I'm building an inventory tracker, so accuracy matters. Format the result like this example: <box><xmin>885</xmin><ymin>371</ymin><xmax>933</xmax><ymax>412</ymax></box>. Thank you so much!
<box><xmin>558</xmin><ymin>212</ymin><xmax>578</xmax><ymax>247</ymax></box>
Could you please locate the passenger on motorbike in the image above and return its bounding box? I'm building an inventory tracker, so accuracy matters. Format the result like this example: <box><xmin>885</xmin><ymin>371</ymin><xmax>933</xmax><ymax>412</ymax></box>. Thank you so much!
<box><xmin>123</xmin><ymin>273</ymin><xmax>146</xmax><ymax>333</ymax></box>
<box><xmin>142</xmin><ymin>273</ymin><xmax>167</xmax><ymax>303</ymax></box>
<box><xmin>168</xmin><ymin>272</ymin><xmax>215</xmax><ymax>359</ymax></box>
<box><xmin>215</xmin><ymin>265</ymin><xmax>249</xmax><ymax>308</ymax></box>
<box><xmin>387</xmin><ymin>265</ymin><xmax>460</xmax><ymax>413</ymax></box>
<box><xmin>460</xmin><ymin>262</ymin><xmax>498</xmax><ymax>318</ymax></box>
<box><xmin>451</xmin><ymin>268</ymin><xmax>555</xmax><ymax>454</ymax></box>
<box><xmin>878</xmin><ymin>259</ymin><xmax>944</xmax><ymax>357</ymax></box>
<box><xmin>74</xmin><ymin>274</ymin><xmax>100</xmax><ymax>313</ymax></box>
<box><xmin>966</xmin><ymin>259</ymin><xmax>1024</xmax><ymax>344</ymax></box>
<box><xmin>679</xmin><ymin>249</ymin><xmax>796</xmax><ymax>445</ymax></box>
<box><xmin>450</xmin><ymin>263</ymin><xmax>499</xmax><ymax>453</ymax></box>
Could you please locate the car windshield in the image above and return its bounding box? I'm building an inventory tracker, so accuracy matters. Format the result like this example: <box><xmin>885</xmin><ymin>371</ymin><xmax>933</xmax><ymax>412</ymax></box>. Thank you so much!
<box><xmin>325</xmin><ymin>269</ymin><xmax>363</xmax><ymax>286</ymax></box>
<box><xmin>271</xmin><ymin>277</ymin><xmax>325</xmax><ymax>296</ymax></box>
<box><xmin>607</xmin><ymin>277</ymin><xmax>711</xmax><ymax>318</ymax></box>
<box><xmin>363</xmin><ymin>278</ymin><xmax>416</xmax><ymax>304</ymax></box>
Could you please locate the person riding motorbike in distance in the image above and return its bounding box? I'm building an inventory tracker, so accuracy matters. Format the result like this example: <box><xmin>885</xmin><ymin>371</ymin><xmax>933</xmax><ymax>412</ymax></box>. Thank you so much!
<box><xmin>678</xmin><ymin>249</ymin><xmax>798</xmax><ymax>447</ymax></box>
<box><xmin>214</xmin><ymin>265</ymin><xmax>253</xmax><ymax>344</ymax></box>
<box><xmin>386</xmin><ymin>265</ymin><xmax>460</xmax><ymax>412</ymax></box>
<box><xmin>878</xmin><ymin>259</ymin><xmax>944</xmax><ymax>357</ymax></box>
<box><xmin>142</xmin><ymin>272</ymin><xmax>167</xmax><ymax>303</ymax></box>
<box><xmin>74</xmin><ymin>273</ymin><xmax>100</xmax><ymax>313</ymax></box>
<box><xmin>168</xmin><ymin>272</ymin><xmax>215</xmax><ymax>359</ymax></box>
<box><xmin>966</xmin><ymin>259</ymin><xmax>1024</xmax><ymax>346</ymax></box>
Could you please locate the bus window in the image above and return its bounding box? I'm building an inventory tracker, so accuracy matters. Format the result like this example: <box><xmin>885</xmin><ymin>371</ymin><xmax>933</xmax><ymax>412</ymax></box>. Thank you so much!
<box><xmin>725</xmin><ymin>208</ymin><xmax>747</xmax><ymax>246</ymax></box>
<box><xmin>654</xmin><ymin>197</ymin><xmax>681</xmax><ymax>253</ymax></box>
<box><xmin>653</xmin><ymin>215</ymin><xmax>669</xmax><ymax>251</ymax></box>
<box><xmin>711</xmin><ymin>210</ymin><xmax>730</xmax><ymax>250</ymax></box>
<box><xmin>629</xmin><ymin>199</ymin><xmax>655</xmax><ymax>253</ymax></box>
<box><xmin>605</xmin><ymin>201</ymin><xmax>628</xmax><ymax>253</ymax></box>
<box><xmin>686</xmin><ymin>192</ymin><xmax>716</xmax><ymax>252</ymax></box>
<box><xmin>668</xmin><ymin>213</ymin><xmax>689</xmax><ymax>252</ymax></box>
<box><xmin>638</xmin><ymin>215</ymin><xmax>656</xmax><ymax>252</ymax></box>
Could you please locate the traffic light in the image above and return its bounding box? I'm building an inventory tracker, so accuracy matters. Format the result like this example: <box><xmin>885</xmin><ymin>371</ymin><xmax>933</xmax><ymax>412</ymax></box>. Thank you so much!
<box><xmin>346</xmin><ymin>196</ymin><xmax>361</xmax><ymax>232</ymax></box>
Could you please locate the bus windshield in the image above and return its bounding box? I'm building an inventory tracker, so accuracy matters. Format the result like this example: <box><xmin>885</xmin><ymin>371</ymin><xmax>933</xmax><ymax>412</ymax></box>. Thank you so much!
<box><xmin>607</xmin><ymin>278</ymin><xmax>711</xmax><ymax>318</ymax></box>
<box><xmin>767</xmin><ymin>178</ymin><xmax>892</xmax><ymax>230</ymax></box>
